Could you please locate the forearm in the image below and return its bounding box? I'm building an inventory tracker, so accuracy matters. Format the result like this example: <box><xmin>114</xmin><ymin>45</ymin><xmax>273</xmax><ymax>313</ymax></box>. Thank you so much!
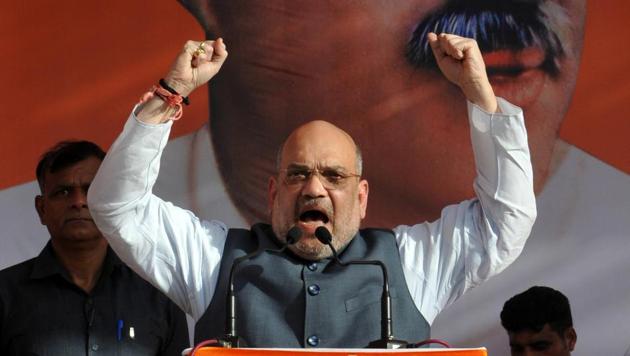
<box><xmin>87</xmin><ymin>111</ymin><xmax>176</xmax><ymax>293</ymax></box>
<box><xmin>396</xmin><ymin>98</ymin><xmax>536</xmax><ymax>323</ymax></box>
<box><xmin>136</xmin><ymin>96</ymin><xmax>181</xmax><ymax>124</ymax></box>
<box><xmin>88</xmin><ymin>109</ymin><xmax>172</xmax><ymax>219</ymax></box>
<box><xmin>460</xmin><ymin>78</ymin><xmax>498</xmax><ymax>114</ymax></box>
<box><xmin>445</xmin><ymin>98</ymin><xmax>536</xmax><ymax>284</ymax></box>
<box><xmin>468</xmin><ymin>97</ymin><xmax>537</xmax><ymax>249</ymax></box>
<box><xmin>89</xmin><ymin>38</ymin><xmax>227</xmax><ymax>216</ymax></box>
<box><xmin>88</xmin><ymin>38</ymin><xmax>229</xmax><ymax>318</ymax></box>
<box><xmin>88</xmin><ymin>111</ymin><xmax>227</xmax><ymax>317</ymax></box>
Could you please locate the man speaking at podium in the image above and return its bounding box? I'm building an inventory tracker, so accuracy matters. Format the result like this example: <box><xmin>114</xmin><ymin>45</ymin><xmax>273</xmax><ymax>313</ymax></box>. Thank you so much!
<box><xmin>88</xmin><ymin>32</ymin><xmax>536</xmax><ymax>348</ymax></box>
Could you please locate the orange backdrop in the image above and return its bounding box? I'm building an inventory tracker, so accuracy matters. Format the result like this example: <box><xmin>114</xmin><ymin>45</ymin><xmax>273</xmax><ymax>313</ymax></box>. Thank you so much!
<box><xmin>0</xmin><ymin>0</ymin><xmax>206</xmax><ymax>189</ymax></box>
<box><xmin>0</xmin><ymin>0</ymin><xmax>628</xmax><ymax>190</ymax></box>
<box><xmin>560</xmin><ymin>0</ymin><xmax>630</xmax><ymax>173</ymax></box>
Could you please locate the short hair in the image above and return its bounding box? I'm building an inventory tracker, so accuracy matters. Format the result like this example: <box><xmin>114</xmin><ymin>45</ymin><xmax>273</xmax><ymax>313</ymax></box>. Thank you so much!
<box><xmin>501</xmin><ymin>286</ymin><xmax>573</xmax><ymax>335</ymax></box>
<box><xmin>36</xmin><ymin>140</ymin><xmax>106</xmax><ymax>192</ymax></box>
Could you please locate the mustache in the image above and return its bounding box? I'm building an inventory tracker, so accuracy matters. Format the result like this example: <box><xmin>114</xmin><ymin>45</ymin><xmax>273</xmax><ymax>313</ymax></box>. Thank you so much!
<box><xmin>406</xmin><ymin>0</ymin><xmax>569</xmax><ymax>77</ymax></box>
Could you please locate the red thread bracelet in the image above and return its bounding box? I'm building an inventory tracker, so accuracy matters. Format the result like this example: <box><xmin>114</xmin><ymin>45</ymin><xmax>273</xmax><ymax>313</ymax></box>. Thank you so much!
<box><xmin>138</xmin><ymin>85</ymin><xmax>183</xmax><ymax>120</ymax></box>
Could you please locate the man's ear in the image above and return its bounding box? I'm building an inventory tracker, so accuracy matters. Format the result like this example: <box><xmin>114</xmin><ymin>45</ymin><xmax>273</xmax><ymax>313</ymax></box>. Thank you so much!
<box><xmin>35</xmin><ymin>195</ymin><xmax>45</xmax><ymax>224</ymax></box>
<box><xmin>565</xmin><ymin>327</ymin><xmax>577</xmax><ymax>351</ymax></box>
<box><xmin>358</xmin><ymin>179</ymin><xmax>369</xmax><ymax>219</ymax></box>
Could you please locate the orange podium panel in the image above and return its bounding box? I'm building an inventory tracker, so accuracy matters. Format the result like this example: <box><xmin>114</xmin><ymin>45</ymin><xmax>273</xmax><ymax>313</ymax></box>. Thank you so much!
<box><xmin>187</xmin><ymin>347</ymin><xmax>487</xmax><ymax>356</ymax></box>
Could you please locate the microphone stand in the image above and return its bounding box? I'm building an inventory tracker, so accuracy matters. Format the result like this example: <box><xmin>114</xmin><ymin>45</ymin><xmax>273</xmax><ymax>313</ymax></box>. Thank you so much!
<box><xmin>315</xmin><ymin>227</ymin><xmax>408</xmax><ymax>349</ymax></box>
<box><xmin>222</xmin><ymin>226</ymin><xmax>303</xmax><ymax>348</ymax></box>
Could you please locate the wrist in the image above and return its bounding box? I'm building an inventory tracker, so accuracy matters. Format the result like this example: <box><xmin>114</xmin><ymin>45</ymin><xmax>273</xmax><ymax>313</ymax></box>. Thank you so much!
<box><xmin>159</xmin><ymin>79</ymin><xmax>189</xmax><ymax>105</ymax></box>
<box><xmin>163</xmin><ymin>77</ymin><xmax>194</xmax><ymax>98</ymax></box>
<box><xmin>136</xmin><ymin>84</ymin><xmax>185</xmax><ymax>123</ymax></box>
<box><xmin>461</xmin><ymin>79</ymin><xmax>498</xmax><ymax>113</ymax></box>
<box><xmin>136</xmin><ymin>97</ymin><xmax>176</xmax><ymax>124</ymax></box>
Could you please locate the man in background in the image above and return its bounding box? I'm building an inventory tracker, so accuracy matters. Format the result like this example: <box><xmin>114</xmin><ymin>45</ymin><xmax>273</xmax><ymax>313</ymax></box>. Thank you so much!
<box><xmin>0</xmin><ymin>141</ymin><xmax>189</xmax><ymax>355</ymax></box>
<box><xmin>501</xmin><ymin>286</ymin><xmax>577</xmax><ymax>356</ymax></box>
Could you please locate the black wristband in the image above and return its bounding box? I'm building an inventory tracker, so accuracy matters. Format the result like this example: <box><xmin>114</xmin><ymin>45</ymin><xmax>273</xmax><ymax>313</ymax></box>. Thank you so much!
<box><xmin>159</xmin><ymin>79</ymin><xmax>190</xmax><ymax>105</ymax></box>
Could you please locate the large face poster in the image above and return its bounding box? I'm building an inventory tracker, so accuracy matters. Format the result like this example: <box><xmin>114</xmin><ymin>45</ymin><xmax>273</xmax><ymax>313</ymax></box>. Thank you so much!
<box><xmin>183</xmin><ymin>0</ymin><xmax>586</xmax><ymax>227</ymax></box>
<box><xmin>1</xmin><ymin>1</ymin><xmax>629</xmax><ymax>354</ymax></box>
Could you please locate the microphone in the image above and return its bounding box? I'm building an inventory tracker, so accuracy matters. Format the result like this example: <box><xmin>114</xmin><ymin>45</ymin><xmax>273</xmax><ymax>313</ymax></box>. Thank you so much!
<box><xmin>314</xmin><ymin>226</ymin><xmax>408</xmax><ymax>349</ymax></box>
<box><xmin>222</xmin><ymin>226</ymin><xmax>303</xmax><ymax>348</ymax></box>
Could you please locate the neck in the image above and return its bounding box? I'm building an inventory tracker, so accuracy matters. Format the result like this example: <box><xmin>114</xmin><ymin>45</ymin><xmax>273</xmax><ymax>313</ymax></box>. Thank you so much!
<box><xmin>51</xmin><ymin>238</ymin><xmax>108</xmax><ymax>293</ymax></box>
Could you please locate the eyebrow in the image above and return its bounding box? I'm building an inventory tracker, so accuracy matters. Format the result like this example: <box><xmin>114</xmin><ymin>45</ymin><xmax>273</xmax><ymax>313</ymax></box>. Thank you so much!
<box><xmin>285</xmin><ymin>163</ymin><xmax>350</xmax><ymax>172</ymax></box>
<box><xmin>47</xmin><ymin>182</ymin><xmax>90</xmax><ymax>192</ymax></box>
<box><xmin>530</xmin><ymin>340</ymin><xmax>552</xmax><ymax>348</ymax></box>
<box><xmin>285</xmin><ymin>163</ymin><xmax>310</xmax><ymax>170</ymax></box>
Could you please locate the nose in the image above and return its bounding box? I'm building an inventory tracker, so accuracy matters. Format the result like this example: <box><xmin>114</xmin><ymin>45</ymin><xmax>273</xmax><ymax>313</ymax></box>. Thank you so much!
<box><xmin>301</xmin><ymin>171</ymin><xmax>328</xmax><ymax>199</ymax></box>
<box><xmin>69</xmin><ymin>188</ymin><xmax>88</xmax><ymax>209</ymax></box>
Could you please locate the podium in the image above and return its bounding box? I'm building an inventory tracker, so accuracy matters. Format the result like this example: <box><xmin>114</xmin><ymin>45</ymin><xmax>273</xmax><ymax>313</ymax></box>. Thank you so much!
<box><xmin>186</xmin><ymin>347</ymin><xmax>487</xmax><ymax>356</ymax></box>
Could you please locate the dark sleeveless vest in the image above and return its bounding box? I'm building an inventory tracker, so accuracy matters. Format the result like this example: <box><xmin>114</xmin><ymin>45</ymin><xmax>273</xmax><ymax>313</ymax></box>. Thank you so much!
<box><xmin>194</xmin><ymin>223</ymin><xmax>429</xmax><ymax>348</ymax></box>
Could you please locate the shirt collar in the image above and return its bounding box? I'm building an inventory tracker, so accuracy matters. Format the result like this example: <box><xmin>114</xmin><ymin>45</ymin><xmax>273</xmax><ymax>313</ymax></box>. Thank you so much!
<box><xmin>30</xmin><ymin>241</ymin><xmax>123</xmax><ymax>281</ymax></box>
<box><xmin>30</xmin><ymin>241</ymin><xmax>65</xmax><ymax>280</ymax></box>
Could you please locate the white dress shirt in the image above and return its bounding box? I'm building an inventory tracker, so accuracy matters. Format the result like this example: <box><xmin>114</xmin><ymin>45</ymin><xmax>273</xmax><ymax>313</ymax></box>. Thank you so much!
<box><xmin>88</xmin><ymin>98</ymin><xmax>536</xmax><ymax>325</ymax></box>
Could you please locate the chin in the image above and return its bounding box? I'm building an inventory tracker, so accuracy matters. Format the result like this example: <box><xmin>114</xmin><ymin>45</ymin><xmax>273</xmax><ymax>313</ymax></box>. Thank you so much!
<box><xmin>64</xmin><ymin>231</ymin><xmax>104</xmax><ymax>242</ymax></box>
<box><xmin>291</xmin><ymin>242</ymin><xmax>331</xmax><ymax>261</ymax></box>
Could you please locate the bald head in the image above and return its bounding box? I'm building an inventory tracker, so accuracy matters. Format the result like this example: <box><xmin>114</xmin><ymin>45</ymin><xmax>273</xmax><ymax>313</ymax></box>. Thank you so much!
<box><xmin>276</xmin><ymin>120</ymin><xmax>363</xmax><ymax>175</ymax></box>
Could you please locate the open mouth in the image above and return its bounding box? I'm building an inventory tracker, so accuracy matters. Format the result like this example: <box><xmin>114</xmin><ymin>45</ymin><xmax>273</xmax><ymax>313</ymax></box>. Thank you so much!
<box><xmin>482</xmin><ymin>47</ymin><xmax>551</xmax><ymax>108</ymax></box>
<box><xmin>404</xmin><ymin>0</ymin><xmax>567</xmax><ymax>109</ymax></box>
<box><xmin>296</xmin><ymin>207</ymin><xmax>331</xmax><ymax>236</ymax></box>
<box><xmin>299</xmin><ymin>210</ymin><xmax>330</xmax><ymax>224</ymax></box>
<box><xmin>484</xmin><ymin>47</ymin><xmax>545</xmax><ymax>76</ymax></box>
